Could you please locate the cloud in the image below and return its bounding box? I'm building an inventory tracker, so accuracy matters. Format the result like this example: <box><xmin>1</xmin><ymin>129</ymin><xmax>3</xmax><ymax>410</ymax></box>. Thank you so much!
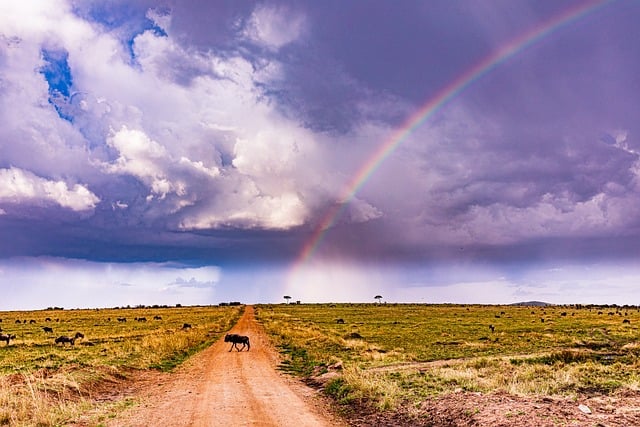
<box><xmin>242</xmin><ymin>4</ymin><xmax>306</xmax><ymax>50</ymax></box>
<box><xmin>0</xmin><ymin>167</ymin><xmax>99</xmax><ymax>211</ymax></box>
<box><xmin>1</xmin><ymin>0</ymin><xmax>639</xmax><ymax>269</ymax></box>
<box><xmin>0</xmin><ymin>1</ymin><xmax>332</xmax><ymax>234</ymax></box>
<box><xmin>166</xmin><ymin>276</ymin><xmax>217</xmax><ymax>289</ymax></box>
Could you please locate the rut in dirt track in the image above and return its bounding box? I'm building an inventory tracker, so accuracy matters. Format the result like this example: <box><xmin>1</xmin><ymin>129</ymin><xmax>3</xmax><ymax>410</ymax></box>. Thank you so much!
<box><xmin>107</xmin><ymin>306</ymin><xmax>341</xmax><ymax>427</ymax></box>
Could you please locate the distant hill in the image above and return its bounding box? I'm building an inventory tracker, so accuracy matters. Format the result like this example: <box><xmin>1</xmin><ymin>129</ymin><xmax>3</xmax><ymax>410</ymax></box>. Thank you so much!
<box><xmin>510</xmin><ymin>301</ymin><xmax>552</xmax><ymax>307</ymax></box>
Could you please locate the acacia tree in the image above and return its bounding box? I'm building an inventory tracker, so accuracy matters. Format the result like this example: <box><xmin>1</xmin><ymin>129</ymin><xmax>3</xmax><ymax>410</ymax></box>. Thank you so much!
<box><xmin>374</xmin><ymin>295</ymin><xmax>382</xmax><ymax>304</ymax></box>
<box><xmin>284</xmin><ymin>295</ymin><xmax>292</xmax><ymax>304</ymax></box>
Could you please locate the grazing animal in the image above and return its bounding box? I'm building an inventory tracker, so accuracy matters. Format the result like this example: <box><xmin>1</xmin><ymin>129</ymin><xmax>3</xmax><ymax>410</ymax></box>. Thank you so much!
<box><xmin>117</xmin><ymin>317</ymin><xmax>127</xmax><ymax>322</ymax></box>
<box><xmin>623</xmin><ymin>319</ymin><xmax>631</xmax><ymax>324</ymax></box>
<box><xmin>182</xmin><ymin>323</ymin><xmax>192</xmax><ymax>330</ymax></box>
<box><xmin>74</xmin><ymin>332</ymin><xmax>84</xmax><ymax>340</ymax></box>
<box><xmin>45</xmin><ymin>318</ymin><xmax>51</xmax><ymax>322</ymax></box>
<box><xmin>15</xmin><ymin>320</ymin><xmax>21</xmax><ymax>324</ymax></box>
<box><xmin>540</xmin><ymin>318</ymin><xmax>545</xmax><ymax>323</ymax></box>
<box><xmin>55</xmin><ymin>336</ymin><xmax>76</xmax><ymax>346</ymax></box>
<box><xmin>153</xmin><ymin>315</ymin><xmax>162</xmax><ymax>320</ymax></box>
<box><xmin>0</xmin><ymin>334</ymin><xmax>16</xmax><ymax>345</ymax></box>
<box><xmin>224</xmin><ymin>333</ymin><xmax>250</xmax><ymax>352</ymax></box>
<box><xmin>42</xmin><ymin>326</ymin><xmax>54</xmax><ymax>333</ymax></box>
<box><xmin>29</xmin><ymin>320</ymin><xmax>36</xmax><ymax>324</ymax></box>
<box><xmin>489</xmin><ymin>324</ymin><xmax>495</xmax><ymax>333</ymax></box>
<box><xmin>137</xmin><ymin>317</ymin><xmax>147</xmax><ymax>322</ymax></box>
<box><xmin>336</xmin><ymin>318</ymin><xmax>345</xmax><ymax>324</ymax></box>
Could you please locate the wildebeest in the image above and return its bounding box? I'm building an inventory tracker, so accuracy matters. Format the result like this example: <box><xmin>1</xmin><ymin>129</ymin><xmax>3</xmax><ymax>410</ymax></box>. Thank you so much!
<box><xmin>74</xmin><ymin>332</ymin><xmax>84</xmax><ymax>340</ymax></box>
<box><xmin>0</xmin><ymin>334</ymin><xmax>16</xmax><ymax>345</ymax></box>
<box><xmin>153</xmin><ymin>315</ymin><xmax>162</xmax><ymax>320</ymax></box>
<box><xmin>43</xmin><ymin>326</ymin><xmax>54</xmax><ymax>333</ymax></box>
<box><xmin>117</xmin><ymin>317</ymin><xmax>127</xmax><ymax>322</ymax></box>
<box><xmin>182</xmin><ymin>323</ymin><xmax>192</xmax><ymax>330</ymax></box>
<box><xmin>489</xmin><ymin>324</ymin><xmax>495</xmax><ymax>333</ymax></box>
<box><xmin>336</xmin><ymin>318</ymin><xmax>345</xmax><ymax>324</ymax></box>
<box><xmin>224</xmin><ymin>333</ymin><xmax>250</xmax><ymax>352</ymax></box>
<box><xmin>623</xmin><ymin>319</ymin><xmax>631</xmax><ymax>324</ymax></box>
<box><xmin>55</xmin><ymin>336</ymin><xmax>76</xmax><ymax>346</ymax></box>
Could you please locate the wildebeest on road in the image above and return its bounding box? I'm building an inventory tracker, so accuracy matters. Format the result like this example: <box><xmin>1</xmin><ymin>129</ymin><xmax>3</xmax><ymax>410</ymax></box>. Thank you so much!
<box><xmin>224</xmin><ymin>333</ymin><xmax>250</xmax><ymax>352</ymax></box>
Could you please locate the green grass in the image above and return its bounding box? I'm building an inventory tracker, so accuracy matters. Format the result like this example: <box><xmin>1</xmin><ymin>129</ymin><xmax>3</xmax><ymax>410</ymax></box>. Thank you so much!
<box><xmin>256</xmin><ymin>303</ymin><xmax>640</xmax><ymax>409</ymax></box>
<box><xmin>0</xmin><ymin>305</ymin><xmax>243</xmax><ymax>426</ymax></box>
<box><xmin>0</xmin><ymin>306</ymin><xmax>242</xmax><ymax>372</ymax></box>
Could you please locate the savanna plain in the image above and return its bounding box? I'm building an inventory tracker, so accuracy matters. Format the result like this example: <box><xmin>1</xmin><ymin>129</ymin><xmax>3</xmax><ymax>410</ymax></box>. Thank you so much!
<box><xmin>2</xmin><ymin>303</ymin><xmax>640</xmax><ymax>426</ymax></box>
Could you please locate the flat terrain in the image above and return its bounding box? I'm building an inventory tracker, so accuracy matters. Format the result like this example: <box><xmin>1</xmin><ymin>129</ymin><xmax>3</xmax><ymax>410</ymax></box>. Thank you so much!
<box><xmin>103</xmin><ymin>306</ymin><xmax>343</xmax><ymax>427</ymax></box>
<box><xmin>257</xmin><ymin>303</ymin><xmax>640</xmax><ymax>426</ymax></box>
<box><xmin>4</xmin><ymin>303</ymin><xmax>640</xmax><ymax>426</ymax></box>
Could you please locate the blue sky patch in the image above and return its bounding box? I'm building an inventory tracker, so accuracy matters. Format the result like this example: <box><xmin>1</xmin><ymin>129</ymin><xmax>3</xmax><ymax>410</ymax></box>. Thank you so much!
<box><xmin>40</xmin><ymin>48</ymin><xmax>73</xmax><ymax>121</ymax></box>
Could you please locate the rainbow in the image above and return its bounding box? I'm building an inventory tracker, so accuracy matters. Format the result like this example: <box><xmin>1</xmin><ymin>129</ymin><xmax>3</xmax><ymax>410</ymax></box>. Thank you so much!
<box><xmin>293</xmin><ymin>0</ymin><xmax>617</xmax><ymax>269</ymax></box>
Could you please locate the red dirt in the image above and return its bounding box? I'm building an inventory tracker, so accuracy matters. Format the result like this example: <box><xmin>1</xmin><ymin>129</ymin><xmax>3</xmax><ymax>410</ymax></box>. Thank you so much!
<box><xmin>102</xmin><ymin>306</ymin><xmax>344</xmax><ymax>427</ymax></box>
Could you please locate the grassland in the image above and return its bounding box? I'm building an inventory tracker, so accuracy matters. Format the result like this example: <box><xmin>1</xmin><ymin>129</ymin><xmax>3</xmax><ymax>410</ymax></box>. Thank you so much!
<box><xmin>255</xmin><ymin>303</ymin><xmax>640</xmax><ymax>411</ymax></box>
<box><xmin>0</xmin><ymin>305</ymin><xmax>242</xmax><ymax>426</ymax></box>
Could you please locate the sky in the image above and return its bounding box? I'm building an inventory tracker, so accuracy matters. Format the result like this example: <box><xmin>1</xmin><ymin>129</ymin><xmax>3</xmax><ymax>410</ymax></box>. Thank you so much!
<box><xmin>0</xmin><ymin>0</ymin><xmax>639</xmax><ymax>309</ymax></box>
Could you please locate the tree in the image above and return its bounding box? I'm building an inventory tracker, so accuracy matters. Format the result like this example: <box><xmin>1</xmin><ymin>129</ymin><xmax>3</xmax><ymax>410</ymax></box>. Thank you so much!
<box><xmin>284</xmin><ymin>295</ymin><xmax>292</xmax><ymax>304</ymax></box>
<box><xmin>374</xmin><ymin>295</ymin><xmax>382</xmax><ymax>304</ymax></box>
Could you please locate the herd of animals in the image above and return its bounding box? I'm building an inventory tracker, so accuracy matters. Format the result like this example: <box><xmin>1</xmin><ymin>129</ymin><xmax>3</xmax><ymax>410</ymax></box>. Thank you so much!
<box><xmin>0</xmin><ymin>317</ymin><xmax>86</xmax><ymax>347</ymax></box>
<box><xmin>0</xmin><ymin>315</ymin><xmax>197</xmax><ymax>347</ymax></box>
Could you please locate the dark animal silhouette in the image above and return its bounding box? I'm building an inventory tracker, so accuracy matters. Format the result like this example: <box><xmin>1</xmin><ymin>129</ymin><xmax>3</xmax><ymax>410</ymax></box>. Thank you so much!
<box><xmin>117</xmin><ymin>317</ymin><xmax>127</xmax><ymax>322</ymax></box>
<box><xmin>55</xmin><ymin>336</ymin><xmax>75</xmax><ymax>346</ymax></box>
<box><xmin>623</xmin><ymin>319</ymin><xmax>631</xmax><ymax>324</ymax></box>
<box><xmin>489</xmin><ymin>324</ymin><xmax>495</xmax><ymax>333</ymax></box>
<box><xmin>182</xmin><ymin>323</ymin><xmax>192</xmax><ymax>330</ymax></box>
<box><xmin>0</xmin><ymin>334</ymin><xmax>16</xmax><ymax>345</ymax></box>
<box><xmin>224</xmin><ymin>333</ymin><xmax>250</xmax><ymax>351</ymax></box>
<box><xmin>43</xmin><ymin>326</ymin><xmax>54</xmax><ymax>333</ymax></box>
<box><xmin>74</xmin><ymin>332</ymin><xmax>84</xmax><ymax>339</ymax></box>
<box><xmin>336</xmin><ymin>318</ymin><xmax>345</xmax><ymax>324</ymax></box>
<box><xmin>154</xmin><ymin>315</ymin><xmax>162</xmax><ymax>320</ymax></box>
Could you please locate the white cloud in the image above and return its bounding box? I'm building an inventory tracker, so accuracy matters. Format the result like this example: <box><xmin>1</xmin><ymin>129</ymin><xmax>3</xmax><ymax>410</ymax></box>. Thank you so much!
<box><xmin>243</xmin><ymin>4</ymin><xmax>306</xmax><ymax>50</ymax></box>
<box><xmin>0</xmin><ymin>167</ymin><xmax>99</xmax><ymax>211</ymax></box>
<box><xmin>0</xmin><ymin>2</ymin><xmax>334</xmax><ymax>230</ymax></box>
<box><xmin>146</xmin><ymin>8</ymin><xmax>171</xmax><ymax>33</ymax></box>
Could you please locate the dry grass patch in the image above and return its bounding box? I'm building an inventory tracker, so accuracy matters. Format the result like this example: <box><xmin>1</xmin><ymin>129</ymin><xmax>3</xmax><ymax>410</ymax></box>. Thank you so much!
<box><xmin>0</xmin><ymin>305</ymin><xmax>242</xmax><ymax>426</ymax></box>
<box><xmin>256</xmin><ymin>303</ymin><xmax>640</xmax><ymax>412</ymax></box>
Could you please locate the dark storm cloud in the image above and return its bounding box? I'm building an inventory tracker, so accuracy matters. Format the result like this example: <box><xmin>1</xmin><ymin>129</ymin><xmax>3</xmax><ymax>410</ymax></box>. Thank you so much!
<box><xmin>1</xmin><ymin>0</ymin><xmax>639</xmax><ymax>270</ymax></box>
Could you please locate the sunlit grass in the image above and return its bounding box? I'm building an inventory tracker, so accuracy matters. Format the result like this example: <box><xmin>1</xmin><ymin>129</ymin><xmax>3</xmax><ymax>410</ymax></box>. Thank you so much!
<box><xmin>0</xmin><ymin>305</ymin><xmax>242</xmax><ymax>426</ymax></box>
<box><xmin>256</xmin><ymin>303</ymin><xmax>640</xmax><ymax>410</ymax></box>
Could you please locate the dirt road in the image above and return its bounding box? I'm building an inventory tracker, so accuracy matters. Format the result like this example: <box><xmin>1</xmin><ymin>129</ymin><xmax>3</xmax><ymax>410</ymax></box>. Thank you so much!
<box><xmin>106</xmin><ymin>306</ymin><xmax>342</xmax><ymax>427</ymax></box>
